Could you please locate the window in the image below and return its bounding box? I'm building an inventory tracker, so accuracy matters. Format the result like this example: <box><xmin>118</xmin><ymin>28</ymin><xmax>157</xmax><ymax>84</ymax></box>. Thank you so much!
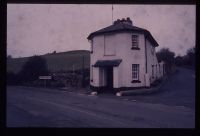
<box><xmin>159</xmin><ymin>64</ymin><xmax>161</xmax><ymax>73</ymax></box>
<box><xmin>152</xmin><ymin>65</ymin><xmax>154</xmax><ymax>78</ymax></box>
<box><xmin>131</xmin><ymin>35</ymin><xmax>139</xmax><ymax>49</ymax></box>
<box><xmin>104</xmin><ymin>34</ymin><xmax>116</xmax><ymax>56</ymax></box>
<box><xmin>132</xmin><ymin>64</ymin><xmax>139</xmax><ymax>80</ymax></box>
<box><xmin>156</xmin><ymin>65</ymin><xmax>157</xmax><ymax>78</ymax></box>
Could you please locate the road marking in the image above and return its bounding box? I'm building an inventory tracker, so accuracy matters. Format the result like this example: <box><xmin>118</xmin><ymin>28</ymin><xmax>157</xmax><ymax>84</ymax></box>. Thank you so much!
<box><xmin>26</xmin><ymin>97</ymin><xmax>127</xmax><ymax>126</ymax></box>
<box><xmin>131</xmin><ymin>100</ymin><xmax>137</xmax><ymax>102</ymax></box>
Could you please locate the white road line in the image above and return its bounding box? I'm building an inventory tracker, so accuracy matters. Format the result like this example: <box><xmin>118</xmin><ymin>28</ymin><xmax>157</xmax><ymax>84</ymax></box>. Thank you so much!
<box><xmin>26</xmin><ymin>97</ymin><xmax>127</xmax><ymax>126</ymax></box>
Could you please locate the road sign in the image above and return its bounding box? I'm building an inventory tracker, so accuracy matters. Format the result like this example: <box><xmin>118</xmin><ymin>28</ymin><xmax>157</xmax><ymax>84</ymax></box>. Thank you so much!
<box><xmin>39</xmin><ymin>76</ymin><xmax>52</xmax><ymax>80</ymax></box>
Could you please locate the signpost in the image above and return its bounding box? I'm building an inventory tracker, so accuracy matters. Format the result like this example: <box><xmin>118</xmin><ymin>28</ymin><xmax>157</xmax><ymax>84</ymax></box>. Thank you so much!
<box><xmin>39</xmin><ymin>76</ymin><xmax>52</xmax><ymax>87</ymax></box>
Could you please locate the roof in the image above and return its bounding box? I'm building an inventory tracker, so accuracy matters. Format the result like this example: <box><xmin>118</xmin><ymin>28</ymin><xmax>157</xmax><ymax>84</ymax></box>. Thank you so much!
<box><xmin>87</xmin><ymin>19</ymin><xmax>159</xmax><ymax>47</ymax></box>
<box><xmin>94</xmin><ymin>59</ymin><xmax>122</xmax><ymax>67</ymax></box>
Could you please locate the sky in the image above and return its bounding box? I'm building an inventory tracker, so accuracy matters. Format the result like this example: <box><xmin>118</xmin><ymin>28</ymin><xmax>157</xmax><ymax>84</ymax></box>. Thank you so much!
<box><xmin>7</xmin><ymin>4</ymin><xmax>196</xmax><ymax>58</ymax></box>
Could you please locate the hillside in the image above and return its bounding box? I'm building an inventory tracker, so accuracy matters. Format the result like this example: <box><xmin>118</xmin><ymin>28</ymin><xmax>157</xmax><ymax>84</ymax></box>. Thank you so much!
<box><xmin>7</xmin><ymin>50</ymin><xmax>90</xmax><ymax>74</ymax></box>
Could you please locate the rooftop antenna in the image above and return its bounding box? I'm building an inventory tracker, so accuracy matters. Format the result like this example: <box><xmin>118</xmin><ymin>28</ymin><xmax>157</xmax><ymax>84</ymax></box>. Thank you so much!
<box><xmin>112</xmin><ymin>4</ymin><xmax>113</xmax><ymax>24</ymax></box>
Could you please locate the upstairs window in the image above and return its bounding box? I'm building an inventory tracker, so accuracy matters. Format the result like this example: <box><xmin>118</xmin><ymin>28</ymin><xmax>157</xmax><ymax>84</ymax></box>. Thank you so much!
<box><xmin>131</xmin><ymin>35</ymin><xmax>139</xmax><ymax>50</ymax></box>
<box><xmin>104</xmin><ymin>34</ymin><xmax>116</xmax><ymax>56</ymax></box>
<box><xmin>132</xmin><ymin>64</ymin><xmax>139</xmax><ymax>81</ymax></box>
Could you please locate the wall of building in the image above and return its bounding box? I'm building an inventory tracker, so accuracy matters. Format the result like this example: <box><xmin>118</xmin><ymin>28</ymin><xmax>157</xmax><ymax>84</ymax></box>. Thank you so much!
<box><xmin>90</xmin><ymin>32</ymin><xmax>146</xmax><ymax>89</ymax></box>
<box><xmin>145</xmin><ymin>38</ymin><xmax>160</xmax><ymax>83</ymax></box>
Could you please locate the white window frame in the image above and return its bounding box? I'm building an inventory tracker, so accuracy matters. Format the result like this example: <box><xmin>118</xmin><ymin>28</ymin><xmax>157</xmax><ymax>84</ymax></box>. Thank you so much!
<box><xmin>132</xmin><ymin>35</ymin><xmax>139</xmax><ymax>48</ymax></box>
<box><xmin>132</xmin><ymin>64</ymin><xmax>139</xmax><ymax>80</ymax></box>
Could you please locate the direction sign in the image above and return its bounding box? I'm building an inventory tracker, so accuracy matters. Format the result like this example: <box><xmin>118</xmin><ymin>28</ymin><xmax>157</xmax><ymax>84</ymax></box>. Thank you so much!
<box><xmin>39</xmin><ymin>76</ymin><xmax>52</xmax><ymax>80</ymax></box>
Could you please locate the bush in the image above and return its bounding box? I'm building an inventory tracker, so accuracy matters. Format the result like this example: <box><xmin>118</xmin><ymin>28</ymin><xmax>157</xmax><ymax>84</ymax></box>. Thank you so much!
<box><xmin>156</xmin><ymin>48</ymin><xmax>175</xmax><ymax>74</ymax></box>
<box><xmin>18</xmin><ymin>55</ymin><xmax>49</xmax><ymax>84</ymax></box>
<box><xmin>7</xmin><ymin>72</ymin><xmax>19</xmax><ymax>85</ymax></box>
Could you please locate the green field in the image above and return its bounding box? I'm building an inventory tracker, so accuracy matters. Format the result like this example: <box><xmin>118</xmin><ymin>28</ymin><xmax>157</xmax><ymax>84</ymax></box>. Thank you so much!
<box><xmin>7</xmin><ymin>50</ymin><xmax>90</xmax><ymax>74</ymax></box>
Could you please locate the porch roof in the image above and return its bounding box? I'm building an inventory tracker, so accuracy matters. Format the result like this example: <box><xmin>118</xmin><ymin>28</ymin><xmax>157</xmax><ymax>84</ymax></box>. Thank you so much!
<box><xmin>93</xmin><ymin>59</ymin><xmax>122</xmax><ymax>67</ymax></box>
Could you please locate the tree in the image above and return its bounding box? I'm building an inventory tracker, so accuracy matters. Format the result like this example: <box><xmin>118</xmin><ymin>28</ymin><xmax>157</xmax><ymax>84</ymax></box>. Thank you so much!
<box><xmin>7</xmin><ymin>72</ymin><xmax>19</xmax><ymax>85</ymax></box>
<box><xmin>156</xmin><ymin>48</ymin><xmax>175</xmax><ymax>73</ymax></box>
<box><xmin>185</xmin><ymin>47</ymin><xmax>195</xmax><ymax>66</ymax></box>
<box><xmin>18</xmin><ymin>55</ymin><xmax>49</xmax><ymax>83</ymax></box>
<box><xmin>175</xmin><ymin>56</ymin><xmax>184</xmax><ymax>66</ymax></box>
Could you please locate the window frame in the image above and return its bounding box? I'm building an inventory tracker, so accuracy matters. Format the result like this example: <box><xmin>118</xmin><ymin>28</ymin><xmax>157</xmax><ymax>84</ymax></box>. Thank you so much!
<box><xmin>159</xmin><ymin>64</ymin><xmax>161</xmax><ymax>74</ymax></box>
<box><xmin>131</xmin><ymin>35</ymin><xmax>140</xmax><ymax>50</ymax></box>
<box><xmin>131</xmin><ymin>64</ymin><xmax>141</xmax><ymax>83</ymax></box>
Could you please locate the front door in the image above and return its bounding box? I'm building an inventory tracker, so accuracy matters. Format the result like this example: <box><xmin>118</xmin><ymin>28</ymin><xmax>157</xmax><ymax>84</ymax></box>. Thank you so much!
<box><xmin>106</xmin><ymin>67</ymin><xmax>113</xmax><ymax>90</ymax></box>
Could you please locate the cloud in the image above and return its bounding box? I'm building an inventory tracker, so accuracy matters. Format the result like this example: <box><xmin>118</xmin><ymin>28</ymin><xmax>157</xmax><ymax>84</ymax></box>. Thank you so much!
<box><xmin>7</xmin><ymin>4</ymin><xmax>195</xmax><ymax>57</ymax></box>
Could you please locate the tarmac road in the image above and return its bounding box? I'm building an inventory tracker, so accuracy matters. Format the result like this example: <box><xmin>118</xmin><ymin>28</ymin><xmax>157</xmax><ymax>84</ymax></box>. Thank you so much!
<box><xmin>108</xmin><ymin>67</ymin><xmax>195</xmax><ymax>110</ymax></box>
<box><xmin>7</xmin><ymin>69</ymin><xmax>195</xmax><ymax>128</ymax></box>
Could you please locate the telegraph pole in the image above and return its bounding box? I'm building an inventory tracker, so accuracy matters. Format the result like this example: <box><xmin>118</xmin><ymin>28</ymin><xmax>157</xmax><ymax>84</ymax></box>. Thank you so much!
<box><xmin>112</xmin><ymin>4</ymin><xmax>113</xmax><ymax>24</ymax></box>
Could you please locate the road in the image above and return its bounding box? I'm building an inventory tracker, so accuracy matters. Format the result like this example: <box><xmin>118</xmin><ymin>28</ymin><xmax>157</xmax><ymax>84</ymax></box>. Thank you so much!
<box><xmin>6</xmin><ymin>68</ymin><xmax>195</xmax><ymax>128</ymax></box>
<box><xmin>99</xmin><ymin>67</ymin><xmax>195</xmax><ymax>109</ymax></box>
<box><xmin>6</xmin><ymin>69</ymin><xmax>195</xmax><ymax>128</ymax></box>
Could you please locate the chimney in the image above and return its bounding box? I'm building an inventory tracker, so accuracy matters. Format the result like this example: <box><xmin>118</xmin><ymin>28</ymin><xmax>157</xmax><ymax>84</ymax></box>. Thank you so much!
<box><xmin>113</xmin><ymin>17</ymin><xmax>133</xmax><ymax>25</ymax></box>
<box><xmin>113</xmin><ymin>19</ymin><xmax>121</xmax><ymax>25</ymax></box>
<box><xmin>125</xmin><ymin>17</ymin><xmax>133</xmax><ymax>25</ymax></box>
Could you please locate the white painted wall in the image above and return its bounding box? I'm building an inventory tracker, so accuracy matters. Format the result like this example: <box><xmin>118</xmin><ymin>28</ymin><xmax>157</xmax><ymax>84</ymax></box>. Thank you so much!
<box><xmin>90</xmin><ymin>32</ymin><xmax>146</xmax><ymax>88</ymax></box>
<box><xmin>90</xmin><ymin>31</ymin><xmax>163</xmax><ymax>89</ymax></box>
<box><xmin>145</xmin><ymin>38</ymin><xmax>160</xmax><ymax>83</ymax></box>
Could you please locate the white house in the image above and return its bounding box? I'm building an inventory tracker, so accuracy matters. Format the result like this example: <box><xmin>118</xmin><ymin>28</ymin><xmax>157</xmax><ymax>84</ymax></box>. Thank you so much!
<box><xmin>87</xmin><ymin>17</ymin><xmax>165</xmax><ymax>92</ymax></box>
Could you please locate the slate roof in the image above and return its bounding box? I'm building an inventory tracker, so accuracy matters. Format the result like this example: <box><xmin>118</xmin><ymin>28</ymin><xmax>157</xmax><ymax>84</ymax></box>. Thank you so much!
<box><xmin>94</xmin><ymin>59</ymin><xmax>122</xmax><ymax>67</ymax></box>
<box><xmin>87</xmin><ymin>20</ymin><xmax>159</xmax><ymax>47</ymax></box>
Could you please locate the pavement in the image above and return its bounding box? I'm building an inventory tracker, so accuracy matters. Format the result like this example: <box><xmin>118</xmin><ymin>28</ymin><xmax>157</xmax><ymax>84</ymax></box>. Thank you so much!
<box><xmin>60</xmin><ymin>76</ymin><xmax>168</xmax><ymax>96</ymax></box>
<box><xmin>116</xmin><ymin>75</ymin><xmax>168</xmax><ymax>96</ymax></box>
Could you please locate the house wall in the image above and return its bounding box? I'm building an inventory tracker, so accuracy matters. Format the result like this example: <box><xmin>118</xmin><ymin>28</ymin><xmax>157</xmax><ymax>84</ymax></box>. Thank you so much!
<box><xmin>145</xmin><ymin>38</ymin><xmax>160</xmax><ymax>83</ymax></box>
<box><xmin>90</xmin><ymin>32</ymin><xmax>146</xmax><ymax>89</ymax></box>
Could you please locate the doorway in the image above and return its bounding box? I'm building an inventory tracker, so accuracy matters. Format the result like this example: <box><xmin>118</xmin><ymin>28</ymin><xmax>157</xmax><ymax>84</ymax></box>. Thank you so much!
<box><xmin>106</xmin><ymin>67</ymin><xmax>113</xmax><ymax>91</ymax></box>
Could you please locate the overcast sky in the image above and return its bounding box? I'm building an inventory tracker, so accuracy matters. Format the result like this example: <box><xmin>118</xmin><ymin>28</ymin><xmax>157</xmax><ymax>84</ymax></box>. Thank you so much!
<box><xmin>7</xmin><ymin>4</ymin><xmax>195</xmax><ymax>58</ymax></box>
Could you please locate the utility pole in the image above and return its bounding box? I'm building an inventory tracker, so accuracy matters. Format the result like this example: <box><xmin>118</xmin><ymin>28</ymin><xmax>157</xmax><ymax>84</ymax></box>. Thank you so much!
<box><xmin>112</xmin><ymin>4</ymin><xmax>113</xmax><ymax>24</ymax></box>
